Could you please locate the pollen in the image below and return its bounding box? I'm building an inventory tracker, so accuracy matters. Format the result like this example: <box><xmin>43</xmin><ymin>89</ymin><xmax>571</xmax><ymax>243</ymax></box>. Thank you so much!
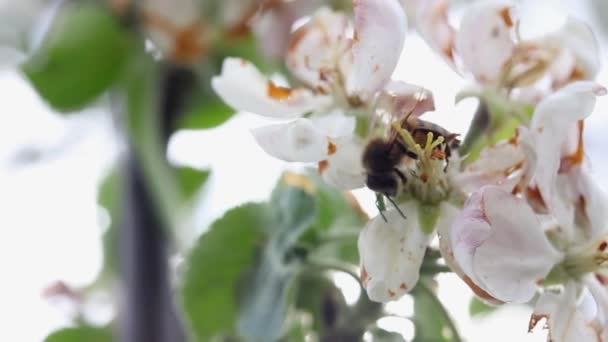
<box><xmin>327</xmin><ymin>141</ymin><xmax>337</xmax><ymax>155</ymax></box>
<box><xmin>267</xmin><ymin>81</ymin><xmax>293</xmax><ymax>100</ymax></box>
<box><xmin>499</xmin><ymin>7</ymin><xmax>513</xmax><ymax>27</ymax></box>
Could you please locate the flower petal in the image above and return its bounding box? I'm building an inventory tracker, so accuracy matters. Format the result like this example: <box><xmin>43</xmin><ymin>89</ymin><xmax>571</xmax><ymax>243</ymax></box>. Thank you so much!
<box><xmin>531</xmin><ymin>283</ymin><xmax>600</xmax><ymax>342</ymax></box>
<box><xmin>212</xmin><ymin>58</ymin><xmax>332</xmax><ymax>118</ymax></box>
<box><xmin>545</xmin><ymin>18</ymin><xmax>600</xmax><ymax>83</ymax></box>
<box><xmin>286</xmin><ymin>7</ymin><xmax>350</xmax><ymax>89</ymax></box>
<box><xmin>251</xmin><ymin>119</ymin><xmax>328</xmax><ymax>162</ymax></box>
<box><xmin>529</xmin><ymin>81</ymin><xmax>606</xmax><ymax>233</ymax></box>
<box><xmin>310</xmin><ymin>111</ymin><xmax>356</xmax><ymax>138</ymax></box>
<box><xmin>377</xmin><ymin>81</ymin><xmax>435</xmax><ymax>118</ymax></box>
<box><xmin>451</xmin><ymin>186</ymin><xmax>562</xmax><ymax>303</ymax></box>
<box><xmin>346</xmin><ymin>0</ymin><xmax>407</xmax><ymax>100</ymax></box>
<box><xmin>320</xmin><ymin>137</ymin><xmax>366</xmax><ymax>190</ymax></box>
<box><xmin>358</xmin><ymin>202</ymin><xmax>430</xmax><ymax>302</ymax></box>
<box><xmin>415</xmin><ymin>0</ymin><xmax>457</xmax><ymax>68</ymax></box>
<box><xmin>455</xmin><ymin>141</ymin><xmax>525</xmax><ymax>194</ymax></box>
<box><xmin>455</xmin><ymin>2</ymin><xmax>514</xmax><ymax>83</ymax></box>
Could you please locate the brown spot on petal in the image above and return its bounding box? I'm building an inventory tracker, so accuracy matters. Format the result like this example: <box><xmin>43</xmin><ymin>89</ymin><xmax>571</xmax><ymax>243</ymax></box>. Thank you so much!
<box><xmin>400</xmin><ymin>283</ymin><xmax>408</xmax><ymax>290</ymax></box>
<box><xmin>144</xmin><ymin>12</ymin><xmax>207</xmax><ymax>64</ymax></box>
<box><xmin>327</xmin><ymin>141</ymin><xmax>337</xmax><ymax>155</ymax></box>
<box><xmin>596</xmin><ymin>273</ymin><xmax>608</xmax><ymax>285</ymax></box>
<box><xmin>373</xmin><ymin>64</ymin><xmax>380</xmax><ymax>73</ymax></box>
<box><xmin>599</xmin><ymin>241</ymin><xmax>607</xmax><ymax>252</ymax></box>
<box><xmin>360</xmin><ymin>266</ymin><xmax>369</xmax><ymax>286</ymax></box>
<box><xmin>420</xmin><ymin>173</ymin><xmax>429</xmax><ymax>183</ymax></box>
<box><xmin>499</xmin><ymin>7</ymin><xmax>514</xmax><ymax>27</ymax></box>
<box><xmin>528</xmin><ymin>313</ymin><xmax>548</xmax><ymax>333</ymax></box>
<box><xmin>388</xmin><ymin>290</ymin><xmax>396</xmax><ymax>298</ymax></box>
<box><xmin>526</xmin><ymin>186</ymin><xmax>548</xmax><ymax>213</ymax></box>
<box><xmin>567</xmin><ymin>66</ymin><xmax>586</xmax><ymax>82</ymax></box>
<box><xmin>559</xmin><ymin>120</ymin><xmax>585</xmax><ymax>174</ymax></box>
<box><xmin>172</xmin><ymin>21</ymin><xmax>207</xmax><ymax>63</ymax></box>
<box><xmin>288</xmin><ymin>24</ymin><xmax>310</xmax><ymax>55</ymax></box>
<box><xmin>267</xmin><ymin>81</ymin><xmax>293</xmax><ymax>100</ymax></box>
<box><xmin>318</xmin><ymin>160</ymin><xmax>329</xmax><ymax>175</ymax></box>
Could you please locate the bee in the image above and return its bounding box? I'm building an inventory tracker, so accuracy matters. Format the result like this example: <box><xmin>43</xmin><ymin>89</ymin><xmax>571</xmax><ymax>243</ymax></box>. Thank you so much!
<box><xmin>362</xmin><ymin>136</ymin><xmax>415</xmax><ymax>221</ymax></box>
<box><xmin>362</xmin><ymin>113</ymin><xmax>460</xmax><ymax>220</ymax></box>
<box><xmin>397</xmin><ymin>115</ymin><xmax>461</xmax><ymax>160</ymax></box>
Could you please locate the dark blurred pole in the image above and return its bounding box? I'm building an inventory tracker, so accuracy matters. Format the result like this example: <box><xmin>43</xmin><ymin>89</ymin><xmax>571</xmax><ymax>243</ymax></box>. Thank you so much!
<box><xmin>119</xmin><ymin>64</ymin><xmax>195</xmax><ymax>342</ymax></box>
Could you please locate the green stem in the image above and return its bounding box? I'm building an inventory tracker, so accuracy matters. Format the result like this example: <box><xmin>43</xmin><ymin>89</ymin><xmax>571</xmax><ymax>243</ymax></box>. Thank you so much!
<box><xmin>459</xmin><ymin>101</ymin><xmax>489</xmax><ymax>158</ymax></box>
<box><xmin>417</xmin><ymin>280</ymin><xmax>462</xmax><ymax>342</ymax></box>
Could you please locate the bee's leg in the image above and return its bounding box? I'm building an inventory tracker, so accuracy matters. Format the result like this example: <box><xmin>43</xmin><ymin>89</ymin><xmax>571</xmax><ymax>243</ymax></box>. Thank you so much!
<box><xmin>393</xmin><ymin>168</ymin><xmax>407</xmax><ymax>184</ymax></box>
<box><xmin>386</xmin><ymin>196</ymin><xmax>407</xmax><ymax>220</ymax></box>
<box><xmin>375</xmin><ymin>195</ymin><xmax>388</xmax><ymax>222</ymax></box>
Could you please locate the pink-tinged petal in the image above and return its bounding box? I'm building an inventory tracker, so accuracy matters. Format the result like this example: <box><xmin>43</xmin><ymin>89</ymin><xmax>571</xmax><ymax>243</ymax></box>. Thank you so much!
<box><xmin>584</xmin><ymin>274</ymin><xmax>608</xmax><ymax>338</ymax></box>
<box><xmin>436</xmin><ymin>202</ymin><xmax>462</xmax><ymax>273</ymax></box>
<box><xmin>251</xmin><ymin>119</ymin><xmax>328</xmax><ymax>162</ymax></box>
<box><xmin>286</xmin><ymin>7</ymin><xmax>350</xmax><ymax>89</ymax></box>
<box><xmin>212</xmin><ymin>58</ymin><xmax>332</xmax><ymax>118</ymax></box>
<box><xmin>320</xmin><ymin>137</ymin><xmax>366</xmax><ymax>190</ymax></box>
<box><xmin>455</xmin><ymin>141</ymin><xmax>525</xmax><ymax>194</ymax></box>
<box><xmin>251</xmin><ymin>0</ymin><xmax>321</xmax><ymax>59</ymax></box>
<box><xmin>531</xmin><ymin>283</ymin><xmax>601</xmax><ymax>342</ymax></box>
<box><xmin>451</xmin><ymin>186</ymin><xmax>562</xmax><ymax>303</ymax></box>
<box><xmin>346</xmin><ymin>0</ymin><xmax>407</xmax><ymax>100</ymax></box>
<box><xmin>377</xmin><ymin>81</ymin><xmax>435</xmax><ymax>118</ymax></box>
<box><xmin>358</xmin><ymin>202</ymin><xmax>431</xmax><ymax>302</ymax></box>
<box><xmin>415</xmin><ymin>0</ymin><xmax>457</xmax><ymax>68</ymax></box>
<box><xmin>529</xmin><ymin>82</ymin><xmax>606</xmax><ymax>233</ymax></box>
<box><xmin>455</xmin><ymin>2</ymin><xmax>514</xmax><ymax>84</ymax></box>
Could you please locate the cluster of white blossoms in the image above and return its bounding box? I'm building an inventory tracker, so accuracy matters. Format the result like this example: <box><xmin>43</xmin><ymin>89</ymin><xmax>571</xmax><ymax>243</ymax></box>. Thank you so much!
<box><xmin>214</xmin><ymin>0</ymin><xmax>608</xmax><ymax>340</ymax></box>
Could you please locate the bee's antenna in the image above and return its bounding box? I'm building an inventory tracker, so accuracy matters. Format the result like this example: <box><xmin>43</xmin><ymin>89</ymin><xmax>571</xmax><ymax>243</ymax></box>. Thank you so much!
<box><xmin>386</xmin><ymin>196</ymin><xmax>407</xmax><ymax>220</ymax></box>
<box><xmin>377</xmin><ymin>204</ymin><xmax>388</xmax><ymax>222</ymax></box>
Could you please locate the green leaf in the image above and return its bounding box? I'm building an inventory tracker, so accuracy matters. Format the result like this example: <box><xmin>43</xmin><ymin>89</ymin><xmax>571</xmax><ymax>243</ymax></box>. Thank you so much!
<box><xmin>44</xmin><ymin>326</ymin><xmax>112</xmax><ymax>342</ymax></box>
<box><xmin>412</xmin><ymin>280</ymin><xmax>461</xmax><ymax>342</ymax></box>
<box><xmin>469</xmin><ymin>297</ymin><xmax>499</xmax><ymax>318</ymax></box>
<box><xmin>236</xmin><ymin>183</ymin><xmax>317</xmax><ymax>341</ymax></box>
<box><xmin>22</xmin><ymin>4</ymin><xmax>131</xmax><ymax>111</ymax></box>
<box><xmin>181</xmin><ymin>203</ymin><xmax>273</xmax><ymax>341</ymax></box>
<box><xmin>177</xmin><ymin>94</ymin><xmax>235</xmax><ymax>130</ymax></box>
<box><xmin>418</xmin><ymin>204</ymin><xmax>440</xmax><ymax>235</ymax></box>
<box><xmin>268</xmin><ymin>181</ymin><xmax>318</xmax><ymax>248</ymax></box>
<box><xmin>176</xmin><ymin>167</ymin><xmax>210</xmax><ymax>203</ymax></box>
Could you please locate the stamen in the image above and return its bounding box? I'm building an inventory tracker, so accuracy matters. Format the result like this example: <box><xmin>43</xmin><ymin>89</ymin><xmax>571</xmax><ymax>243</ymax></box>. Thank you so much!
<box><xmin>391</xmin><ymin>122</ymin><xmax>424</xmax><ymax>156</ymax></box>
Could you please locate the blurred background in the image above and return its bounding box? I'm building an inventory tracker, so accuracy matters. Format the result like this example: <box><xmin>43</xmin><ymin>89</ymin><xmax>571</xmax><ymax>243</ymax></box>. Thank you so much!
<box><xmin>1</xmin><ymin>0</ymin><xmax>608</xmax><ymax>341</ymax></box>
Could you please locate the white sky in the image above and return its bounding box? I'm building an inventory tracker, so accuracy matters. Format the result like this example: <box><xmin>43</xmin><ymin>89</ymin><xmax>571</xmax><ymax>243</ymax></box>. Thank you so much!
<box><xmin>2</xmin><ymin>0</ymin><xmax>608</xmax><ymax>341</ymax></box>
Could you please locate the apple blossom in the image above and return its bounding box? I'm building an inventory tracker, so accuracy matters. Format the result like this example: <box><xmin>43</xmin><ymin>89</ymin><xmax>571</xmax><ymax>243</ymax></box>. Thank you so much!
<box><xmin>213</xmin><ymin>0</ymin><xmax>432</xmax><ymax>190</ymax></box>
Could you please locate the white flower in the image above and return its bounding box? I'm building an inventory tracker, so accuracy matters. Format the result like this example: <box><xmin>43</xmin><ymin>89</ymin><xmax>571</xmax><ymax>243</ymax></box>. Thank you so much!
<box><xmin>213</xmin><ymin>0</ymin><xmax>429</xmax><ymax>190</ymax></box>
<box><xmin>455</xmin><ymin>1</ymin><xmax>515</xmax><ymax>84</ymax></box>
<box><xmin>358</xmin><ymin>202</ymin><xmax>431</xmax><ymax>302</ymax></box>
<box><xmin>448</xmin><ymin>186</ymin><xmax>562</xmax><ymax>303</ymax></box>
<box><xmin>420</xmin><ymin>1</ymin><xmax>600</xmax><ymax>92</ymax></box>
<box><xmin>141</xmin><ymin>0</ymin><xmax>205</xmax><ymax>63</ymax></box>
<box><xmin>530</xmin><ymin>279</ymin><xmax>607</xmax><ymax>342</ymax></box>
<box><xmin>522</xmin><ymin>81</ymin><xmax>606</xmax><ymax>238</ymax></box>
<box><xmin>359</xmin><ymin>201</ymin><xmax>457</xmax><ymax>302</ymax></box>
